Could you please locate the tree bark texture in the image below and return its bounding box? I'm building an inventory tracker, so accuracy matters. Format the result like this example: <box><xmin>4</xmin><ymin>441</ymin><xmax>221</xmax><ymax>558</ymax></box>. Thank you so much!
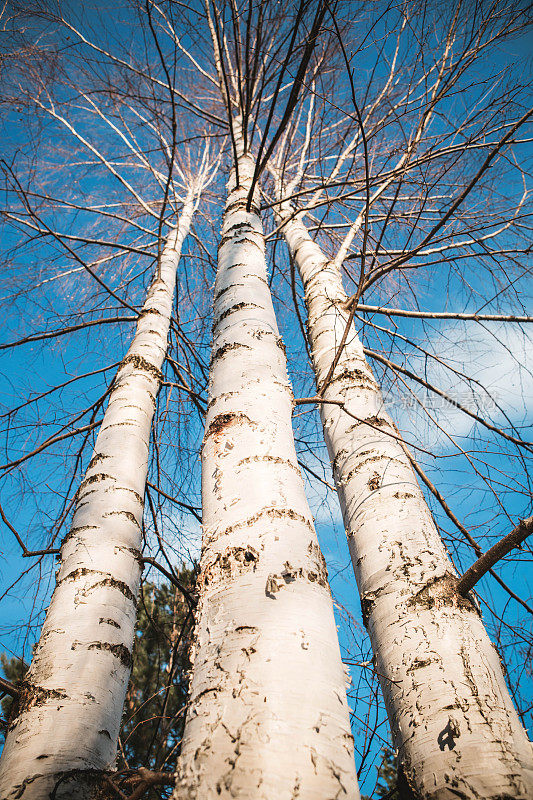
<box><xmin>276</xmin><ymin>204</ymin><xmax>533</xmax><ymax>800</ymax></box>
<box><xmin>0</xmin><ymin>201</ymin><xmax>195</xmax><ymax>800</ymax></box>
<box><xmin>173</xmin><ymin>155</ymin><xmax>359</xmax><ymax>800</ymax></box>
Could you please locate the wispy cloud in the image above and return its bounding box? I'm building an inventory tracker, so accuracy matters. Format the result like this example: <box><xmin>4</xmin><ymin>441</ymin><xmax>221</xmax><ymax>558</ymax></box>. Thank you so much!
<box><xmin>384</xmin><ymin>322</ymin><xmax>533</xmax><ymax>449</ymax></box>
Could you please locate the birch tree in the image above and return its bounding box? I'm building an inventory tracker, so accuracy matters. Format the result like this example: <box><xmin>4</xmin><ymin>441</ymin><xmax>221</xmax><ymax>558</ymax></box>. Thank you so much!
<box><xmin>174</xmin><ymin>143</ymin><xmax>358</xmax><ymax>800</ymax></box>
<box><xmin>270</xmin><ymin>184</ymin><xmax>533</xmax><ymax>799</ymax></box>
<box><xmin>0</xmin><ymin>174</ymin><xmax>211</xmax><ymax>799</ymax></box>
<box><xmin>172</xmin><ymin>3</ymin><xmax>359</xmax><ymax>794</ymax></box>
<box><xmin>0</xmin><ymin>5</ymin><xmax>217</xmax><ymax>795</ymax></box>
<box><xmin>265</xmin><ymin>1</ymin><xmax>533</xmax><ymax>796</ymax></box>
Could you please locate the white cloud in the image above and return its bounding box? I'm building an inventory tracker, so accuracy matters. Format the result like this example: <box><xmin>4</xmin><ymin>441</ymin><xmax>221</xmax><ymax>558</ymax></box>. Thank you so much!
<box><xmin>383</xmin><ymin>322</ymin><xmax>533</xmax><ymax>449</ymax></box>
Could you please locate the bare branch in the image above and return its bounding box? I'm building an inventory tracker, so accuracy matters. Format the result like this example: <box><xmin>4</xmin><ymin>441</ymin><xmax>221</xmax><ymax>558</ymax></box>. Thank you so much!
<box><xmin>457</xmin><ymin>517</ymin><xmax>533</xmax><ymax>597</ymax></box>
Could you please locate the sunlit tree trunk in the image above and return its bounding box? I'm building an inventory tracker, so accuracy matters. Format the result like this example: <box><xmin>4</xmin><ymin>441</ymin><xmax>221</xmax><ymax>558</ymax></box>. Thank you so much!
<box><xmin>275</xmin><ymin>203</ymin><xmax>533</xmax><ymax>800</ymax></box>
<box><xmin>0</xmin><ymin>198</ymin><xmax>195</xmax><ymax>800</ymax></box>
<box><xmin>173</xmin><ymin>153</ymin><xmax>359</xmax><ymax>800</ymax></box>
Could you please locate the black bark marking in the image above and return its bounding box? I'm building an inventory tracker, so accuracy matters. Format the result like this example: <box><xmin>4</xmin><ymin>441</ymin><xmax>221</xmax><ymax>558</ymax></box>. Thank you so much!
<box><xmin>68</xmin><ymin>525</ymin><xmax>98</xmax><ymax>536</ymax></box>
<box><xmin>237</xmin><ymin>455</ymin><xmax>299</xmax><ymax>472</ymax></box>
<box><xmin>437</xmin><ymin>717</ymin><xmax>460</xmax><ymax>751</ymax></box>
<box><xmin>201</xmin><ymin>546</ymin><xmax>259</xmax><ymax>587</ymax></box>
<box><xmin>368</xmin><ymin>472</ymin><xmax>381</xmax><ymax>491</ymax></box>
<box><xmin>307</xmin><ymin>540</ymin><xmax>329</xmax><ymax>584</ymax></box>
<box><xmin>210</xmin><ymin>342</ymin><xmax>252</xmax><ymax>364</ymax></box>
<box><xmin>101</xmin><ymin>421</ymin><xmax>143</xmax><ymax>431</ymax></box>
<box><xmin>218</xmin><ymin>229</ymin><xmax>261</xmax><ymax>251</ymax></box>
<box><xmin>61</xmin><ymin>567</ymin><xmax>104</xmax><ymax>584</ymax></box>
<box><xmin>265</xmin><ymin>574</ymin><xmax>281</xmax><ymax>597</ymax></box>
<box><xmin>103</xmin><ymin>509</ymin><xmax>139</xmax><ymax>526</ymax></box>
<box><xmin>60</xmin><ymin>569</ymin><xmax>137</xmax><ymax>606</ymax></box>
<box><xmin>121</xmin><ymin>353</ymin><xmax>162</xmax><ymax>381</ymax></box>
<box><xmin>346</xmin><ymin>415</ymin><xmax>396</xmax><ymax>434</ymax></box>
<box><xmin>210</xmin><ymin>507</ymin><xmax>314</xmax><ymax>543</ymax></box>
<box><xmin>332</xmin><ymin>448</ymin><xmax>350</xmax><ymax>476</ymax></box>
<box><xmin>206</xmin><ymin>391</ymin><xmax>238</xmax><ymax>411</ymax></box>
<box><xmin>220</xmin><ymin>221</ymin><xmax>255</xmax><ymax>244</ymax></box>
<box><xmin>121</xmin><ymin>546</ymin><xmax>144</xmax><ymax>568</ymax></box>
<box><xmin>408</xmin><ymin>573</ymin><xmax>478</xmax><ymax>614</ymax></box>
<box><xmin>61</xmin><ymin>525</ymin><xmax>98</xmax><ymax>545</ymax></box>
<box><xmin>138</xmin><ymin>307</ymin><xmax>164</xmax><ymax>318</ymax></box>
<box><xmin>231</xmin><ymin>235</ymin><xmax>262</xmax><ymax>249</ymax></box>
<box><xmin>88</xmin><ymin>452</ymin><xmax>110</xmax><ymax>469</ymax></box>
<box><xmin>73</xmin><ymin>640</ymin><xmax>132</xmax><ymax>668</ymax></box>
<box><xmin>266</xmin><ymin>556</ymin><xmax>328</xmax><ymax>598</ymax></box>
<box><xmin>242</xmin><ymin>273</ymin><xmax>268</xmax><ymax>284</ymax></box>
<box><xmin>225</xmin><ymin>261</ymin><xmax>247</xmax><ymax>269</ymax></box>
<box><xmin>407</xmin><ymin>657</ymin><xmax>433</xmax><ymax>672</ymax></box>
<box><xmin>215</xmin><ymin>301</ymin><xmax>260</xmax><ymax>328</ymax></box>
<box><xmin>119</xmin><ymin>487</ymin><xmax>144</xmax><ymax>504</ymax></box>
<box><xmin>361</xmin><ymin>594</ymin><xmax>377</xmax><ymax>629</ymax></box>
<box><xmin>77</xmin><ymin>473</ymin><xmax>115</xmax><ymax>496</ymax></box>
<box><xmin>224</xmin><ymin>198</ymin><xmax>261</xmax><ymax>216</ymax></box>
<box><xmin>342</xmin><ymin>453</ymin><xmax>403</xmax><ymax>483</ymax></box>
<box><xmin>276</xmin><ymin>337</ymin><xmax>287</xmax><ymax>355</ymax></box>
<box><xmin>205</xmin><ymin>412</ymin><xmax>253</xmax><ymax>439</ymax></box>
<box><xmin>214</xmin><ymin>283</ymin><xmax>240</xmax><ymax>303</ymax></box>
<box><xmin>330</xmin><ymin>367</ymin><xmax>376</xmax><ymax>390</ymax></box>
<box><xmin>193</xmin><ymin>686</ymin><xmax>219</xmax><ymax>703</ymax></box>
<box><xmin>90</xmin><ymin>577</ymin><xmax>138</xmax><ymax>605</ymax></box>
<box><xmin>99</xmin><ymin>618</ymin><xmax>121</xmax><ymax>629</ymax></box>
<box><xmin>11</xmin><ymin>682</ymin><xmax>68</xmax><ymax>722</ymax></box>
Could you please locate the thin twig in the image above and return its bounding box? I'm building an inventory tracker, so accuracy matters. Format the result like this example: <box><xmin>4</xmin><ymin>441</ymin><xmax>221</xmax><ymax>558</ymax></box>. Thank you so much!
<box><xmin>142</xmin><ymin>557</ymin><xmax>197</xmax><ymax>608</ymax></box>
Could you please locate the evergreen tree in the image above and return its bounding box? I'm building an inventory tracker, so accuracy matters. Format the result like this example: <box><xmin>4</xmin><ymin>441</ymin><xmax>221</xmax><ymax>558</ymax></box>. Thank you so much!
<box><xmin>363</xmin><ymin>747</ymin><xmax>399</xmax><ymax>800</ymax></box>
<box><xmin>120</xmin><ymin>574</ymin><xmax>194</xmax><ymax>773</ymax></box>
<box><xmin>0</xmin><ymin>654</ymin><xmax>27</xmax><ymax>742</ymax></box>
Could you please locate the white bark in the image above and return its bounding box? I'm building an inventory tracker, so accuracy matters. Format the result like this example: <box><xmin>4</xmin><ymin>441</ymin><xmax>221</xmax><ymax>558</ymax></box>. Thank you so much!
<box><xmin>276</xmin><ymin>203</ymin><xmax>533</xmax><ymax>800</ymax></box>
<box><xmin>0</xmin><ymin>199</ymin><xmax>195</xmax><ymax>800</ymax></box>
<box><xmin>173</xmin><ymin>155</ymin><xmax>359</xmax><ymax>800</ymax></box>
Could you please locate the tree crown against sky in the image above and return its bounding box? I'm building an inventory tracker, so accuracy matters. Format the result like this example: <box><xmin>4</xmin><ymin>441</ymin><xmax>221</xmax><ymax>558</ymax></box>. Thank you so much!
<box><xmin>0</xmin><ymin>0</ymin><xmax>532</xmax><ymax>795</ymax></box>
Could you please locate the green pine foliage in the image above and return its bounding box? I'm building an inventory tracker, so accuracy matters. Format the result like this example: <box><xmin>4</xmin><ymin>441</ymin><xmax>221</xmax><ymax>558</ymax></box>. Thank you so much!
<box><xmin>119</xmin><ymin>573</ymin><xmax>194</xmax><ymax>772</ymax></box>
<box><xmin>0</xmin><ymin>653</ymin><xmax>27</xmax><ymax>742</ymax></box>
<box><xmin>363</xmin><ymin>746</ymin><xmax>399</xmax><ymax>799</ymax></box>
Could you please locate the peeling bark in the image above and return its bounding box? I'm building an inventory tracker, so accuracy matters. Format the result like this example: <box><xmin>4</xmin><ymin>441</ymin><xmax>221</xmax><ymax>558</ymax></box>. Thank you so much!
<box><xmin>275</xmin><ymin>204</ymin><xmax>533</xmax><ymax>800</ymax></box>
<box><xmin>173</xmin><ymin>155</ymin><xmax>359</xmax><ymax>800</ymax></box>
<box><xmin>0</xmin><ymin>201</ymin><xmax>195</xmax><ymax>800</ymax></box>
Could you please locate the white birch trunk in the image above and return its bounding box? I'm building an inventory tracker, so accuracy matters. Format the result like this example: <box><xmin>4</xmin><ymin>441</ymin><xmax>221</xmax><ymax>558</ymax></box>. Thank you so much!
<box><xmin>276</xmin><ymin>203</ymin><xmax>533</xmax><ymax>800</ymax></box>
<box><xmin>173</xmin><ymin>155</ymin><xmax>359</xmax><ymax>800</ymax></box>
<box><xmin>0</xmin><ymin>199</ymin><xmax>195</xmax><ymax>800</ymax></box>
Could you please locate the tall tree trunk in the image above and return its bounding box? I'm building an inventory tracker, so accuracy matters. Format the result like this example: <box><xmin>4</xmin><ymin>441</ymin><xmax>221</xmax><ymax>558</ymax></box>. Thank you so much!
<box><xmin>275</xmin><ymin>203</ymin><xmax>533</xmax><ymax>800</ymax></box>
<box><xmin>0</xmin><ymin>199</ymin><xmax>195</xmax><ymax>800</ymax></box>
<box><xmin>173</xmin><ymin>154</ymin><xmax>359</xmax><ymax>800</ymax></box>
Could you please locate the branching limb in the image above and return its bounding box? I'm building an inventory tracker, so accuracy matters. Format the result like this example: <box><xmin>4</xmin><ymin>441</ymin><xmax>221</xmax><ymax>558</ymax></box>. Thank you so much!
<box><xmin>0</xmin><ymin>677</ymin><xmax>19</xmax><ymax>699</ymax></box>
<box><xmin>457</xmin><ymin>517</ymin><xmax>533</xmax><ymax>597</ymax></box>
